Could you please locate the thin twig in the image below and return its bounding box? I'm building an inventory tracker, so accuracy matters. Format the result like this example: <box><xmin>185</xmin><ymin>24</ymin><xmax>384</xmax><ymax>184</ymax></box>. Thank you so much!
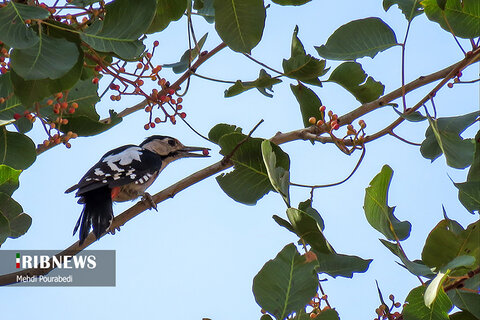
<box><xmin>222</xmin><ymin>119</ymin><xmax>265</xmax><ymax>164</ymax></box>
<box><xmin>290</xmin><ymin>145</ymin><xmax>365</xmax><ymax>189</ymax></box>
<box><xmin>441</xmin><ymin>11</ymin><xmax>466</xmax><ymax>55</ymax></box>
<box><xmin>388</xmin><ymin>131</ymin><xmax>422</xmax><ymax>146</ymax></box>
<box><xmin>242</xmin><ymin>53</ymin><xmax>284</xmax><ymax>76</ymax></box>
<box><xmin>400</xmin><ymin>19</ymin><xmax>413</xmax><ymax>112</ymax></box>
<box><xmin>192</xmin><ymin>72</ymin><xmax>237</xmax><ymax>84</ymax></box>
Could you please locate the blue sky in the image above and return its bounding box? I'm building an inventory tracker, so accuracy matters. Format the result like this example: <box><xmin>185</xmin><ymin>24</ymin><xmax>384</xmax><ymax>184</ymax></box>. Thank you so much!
<box><xmin>2</xmin><ymin>0</ymin><xmax>478</xmax><ymax>319</ymax></box>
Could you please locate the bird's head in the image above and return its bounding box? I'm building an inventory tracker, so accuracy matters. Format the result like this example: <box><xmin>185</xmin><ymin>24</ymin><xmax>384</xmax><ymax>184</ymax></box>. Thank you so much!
<box><xmin>140</xmin><ymin>135</ymin><xmax>210</xmax><ymax>163</ymax></box>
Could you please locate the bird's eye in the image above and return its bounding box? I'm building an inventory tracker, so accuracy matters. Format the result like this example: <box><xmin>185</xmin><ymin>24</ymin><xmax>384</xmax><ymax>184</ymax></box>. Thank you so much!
<box><xmin>168</xmin><ymin>139</ymin><xmax>176</xmax><ymax>146</ymax></box>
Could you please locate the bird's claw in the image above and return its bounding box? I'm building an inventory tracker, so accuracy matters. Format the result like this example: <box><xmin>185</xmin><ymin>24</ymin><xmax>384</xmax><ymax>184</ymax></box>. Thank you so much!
<box><xmin>142</xmin><ymin>192</ymin><xmax>158</xmax><ymax>211</ymax></box>
<box><xmin>109</xmin><ymin>226</ymin><xmax>121</xmax><ymax>235</ymax></box>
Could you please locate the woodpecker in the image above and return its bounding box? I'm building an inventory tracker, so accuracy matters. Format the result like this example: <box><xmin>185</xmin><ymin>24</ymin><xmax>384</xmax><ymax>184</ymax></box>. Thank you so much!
<box><xmin>65</xmin><ymin>135</ymin><xmax>210</xmax><ymax>245</ymax></box>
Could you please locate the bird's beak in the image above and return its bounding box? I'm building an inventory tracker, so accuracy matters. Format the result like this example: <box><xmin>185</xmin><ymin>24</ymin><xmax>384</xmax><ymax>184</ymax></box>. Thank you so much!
<box><xmin>179</xmin><ymin>146</ymin><xmax>210</xmax><ymax>157</ymax></box>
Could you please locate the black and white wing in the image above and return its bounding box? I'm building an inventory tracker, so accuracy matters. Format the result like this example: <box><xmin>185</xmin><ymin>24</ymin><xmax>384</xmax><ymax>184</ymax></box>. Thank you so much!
<box><xmin>65</xmin><ymin>144</ymin><xmax>164</xmax><ymax>196</ymax></box>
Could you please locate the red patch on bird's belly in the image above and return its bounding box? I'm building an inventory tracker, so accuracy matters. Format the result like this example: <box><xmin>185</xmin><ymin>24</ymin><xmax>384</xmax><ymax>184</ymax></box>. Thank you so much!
<box><xmin>111</xmin><ymin>186</ymin><xmax>121</xmax><ymax>200</ymax></box>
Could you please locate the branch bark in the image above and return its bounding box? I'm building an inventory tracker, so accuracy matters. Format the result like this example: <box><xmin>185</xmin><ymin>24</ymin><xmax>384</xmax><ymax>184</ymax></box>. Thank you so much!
<box><xmin>0</xmin><ymin>126</ymin><xmax>312</xmax><ymax>286</ymax></box>
<box><xmin>6</xmin><ymin>47</ymin><xmax>479</xmax><ymax>287</ymax></box>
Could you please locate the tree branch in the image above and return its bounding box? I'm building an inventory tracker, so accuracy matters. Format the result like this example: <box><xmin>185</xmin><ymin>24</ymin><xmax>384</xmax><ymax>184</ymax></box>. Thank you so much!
<box><xmin>0</xmin><ymin>125</ymin><xmax>310</xmax><ymax>286</ymax></box>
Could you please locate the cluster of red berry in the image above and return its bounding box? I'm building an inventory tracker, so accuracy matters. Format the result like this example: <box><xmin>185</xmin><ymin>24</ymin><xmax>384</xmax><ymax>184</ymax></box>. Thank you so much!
<box><xmin>307</xmin><ymin>105</ymin><xmax>367</xmax><ymax>143</ymax></box>
<box><xmin>0</xmin><ymin>42</ymin><xmax>9</xmax><ymax>74</ymax></box>
<box><xmin>39</xmin><ymin>92</ymin><xmax>80</xmax><ymax>149</ymax></box>
<box><xmin>374</xmin><ymin>294</ymin><xmax>402</xmax><ymax>320</ymax></box>
<box><xmin>307</xmin><ymin>293</ymin><xmax>331</xmax><ymax>319</ymax></box>
<box><xmin>90</xmin><ymin>40</ymin><xmax>186</xmax><ymax>130</ymax></box>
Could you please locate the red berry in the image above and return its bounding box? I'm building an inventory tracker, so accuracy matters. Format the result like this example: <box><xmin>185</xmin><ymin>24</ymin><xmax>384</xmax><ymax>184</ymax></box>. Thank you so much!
<box><xmin>153</xmin><ymin>40</ymin><xmax>159</xmax><ymax>47</ymax></box>
<box><xmin>447</xmin><ymin>82</ymin><xmax>453</xmax><ymax>88</ymax></box>
<box><xmin>92</xmin><ymin>77</ymin><xmax>99</xmax><ymax>84</ymax></box>
<box><xmin>136</xmin><ymin>63</ymin><xmax>143</xmax><ymax>69</ymax></box>
<box><xmin>202</xmin><ymin>149</ymin><xmax>209</xmax><ymax>156</ymax></box>
<box><xmin>144</xmin><ymin>124</ymin><xmax>150</xmax><ymax>130</ymax></box>
<box><xmin>149</xmin><ymin>122</ymin><xmax>155</xmax><ymax>128</ymax></box>
<box><xmin>177</xmin><ymin>97</ymin><xmax>183</xmax><ymax>103</ymax></box>
<box><xmin>145</xmin><ymin>106</ymin><xmax>152</xmax><ymax>112</ymax></box>
<box><xmin>168</xmin><ymin>88</ymin><xmax>175</xmax><ymax>95</ymax></box>
<box><xmin>319</xmin><ymin>105</ymin><xmax>326</xmax><ymax>112</ymax></box>
<box><xmin>94</xmin><ymin>65</ymin><xmax>102</xmax><ymax>72</ymax></box>
<box><xmin>179</xmin><ymin>112</ymin><xmax>186</xmax><ymax>119</ymax></box>
<box><xmin>13</xmin><ymin>113</ymin><xmax>22</xmax><ymax>120</ymax></box>
<box><xmin>154</xmin><ymin>117</ymin><xmax>161</xmax><ymax>123</ymax></box>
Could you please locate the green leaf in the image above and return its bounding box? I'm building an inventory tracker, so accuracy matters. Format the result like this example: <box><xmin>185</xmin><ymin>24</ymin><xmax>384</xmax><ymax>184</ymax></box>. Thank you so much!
<box><xmin>225</xmin><ymin>69</ymin><xmax>282</xmax><ymax>98</ymax></box>
<box><xmin>363</xmin><ymin>165</ymin><xmax>412</xmax><ymax>241</ymax></box>
<box><xmin>298</xmin><ymin>199</ymin><xmax>324</xmax><ymax>231</ymax></box>
<box><xmin>424</xmin><ymin>271</ymin><xmax>449</xmax><ymax>308</ymax></box>
<box><xmin>312</xmin><ymin>309</ymin><xmax>340</xmax><ymax>320</ymax></box>
<box><xmin>216</xmin><ymin>133</ymin><xmax>273</xmax><ymax>205</ymax></box>
<box><xmin>455</xmin><ymin>182</ymin><xmax>480</xmax><ymax>215</ymax></box>
<box><xmin>314</xmin><ymin>252</ymin><xmax>372</xmax><ymax>278</ymax></box>
<box><xmin>0</xmin><ymin>165</ymin><xmax>21</xmax><ymax>196</ymax></box>
<box><xmin>70</xmin><ymin>0</ymin><xmax>102</xmax><ymax>5</ymax></box>
<box><xmin>283</xmin><ymin>27</ymin><xmax>328</xmax><ymax>86</ymax></box>
<box><xmin>455</xmin><ymin>130</ymin><xmax>480</xmax><ymax>214</ymax></box>
<box><xmin>214</xmin><ymin>0</ymin><xmax>266</xmax><ymax>53</ymax></box>
<box><xmin>402</xmin><ymin>286</ymin><xmax>452</xmax><ymax>320</ymax></box>
<box><xmin>10</xmin><ymin>50</ymin><xmax>84</xmax><ymax>107</ymax></box>
<box><xmin>60</xmin><ymin>109</ymin><xmax>122</xmax><ymax>137</ymax></box>
<box><xmin>436</xmin><ymin>0</ymin><xmax>447</xmax><ymax>10</ymax></box>
<box><xmin>450</xmin><ymin>311</ymin><xmax>479</xmax><ymax>320</ymax></box>
<box><xmin>448</xmin><ymin>290</ymin><xmax>480</xmax><ymax>318</ymax></box>
<box><xmin>10</xmin><ymin>35</ymin><xmax>79</xmax><ymax>80</ymax></box>
<box><xmin>0</xmin><ymin>74</ymin><xmax>23</xmax><ymax>123</ymax></box>
<box><xmin>272</xmin><ymin>0</ymin><xmax>311</xmax><ymax>5</ymax></box>
<box><xmin>208</xmin><ymin>123</ymin><xmax>243</xmax><ymax>144</ymax></box>
<box><xmin>13</xmin><ymin>117</ymin><xmax>33</xmax><ymax>134</ymax></box>
<box><xmin>147</xmin><ymin>0</ymin><xmax>187</xmax><ymax>33</ymax></box>
<box><xmin>252</xmin><ymin>243</ymin><xmax>318</xmax><ymax>320</ymax></box>
<box><xmin>420</xmin><ymin>111</ymin><xmax>479</xmax><ymax>169</ymax></box>
<box><xmin>0</xmin><ymin>128</ymin><xmax>36</xmax><ymax>170</ymax></box>
<box><xmin>80</xmin><ymin>0</ymin><xmax>156</xmax><ymax>60</ymax></box>
<box><xmin>272</xmin><ymin>214</ymin><xmax>295</xmax><ymax>233</ymax></box>
<box><xmin>62</xmin><ymin>79</ymin><xmax>101</xmax><ymax>120</ymax></box>
<box><xmin>0</xmin><ymin>192</ymin><xmax>31</xmax><ymax>245</ymax></box>
<box><xmin>422</xmin><ymin>0</ymin><xmax>480</xmax><ymax>39</ymax></box>
<box><xmin>392</xmin><ymin>105</ymin><xmax>426</xmax><ymax>122</ymax></box>
<box><xmin>163</xmin><ymin>33</ymin><xmax>208</xmax><ymax>74</ymax></box>
<box><xmin>195</xmin><ymin>0</ymin><xmax>215</xmax><ymax>23</ymax></box>
<box><xmin>422</xmin><ymin>220</ymin><xmax>480</xmax><ymax>271</ymax></box>
<box><xmin>262</xmin><ymin>140</ymin><xmax>290</xmax><ymax>206</ymax></box>
<box><xmin>286</xmin><ymin>208</ymin><xmax>334</xmax><ymax>254</ymax></box>
<box><xmin>327</xmin><ymin>62</ymin><xmax>384</xmax><ymax>104</ymax></box>
<box><xmin>315</xmin><ymin>18</ymin><xmax>398</xmax><ymax>60</ymax></box>
<box><xmin>380</xmin><ymin>239</ymin><xmax>435</xmax><ymax>277</ymax></box>
<box><xmin>383</xmin><ymin>0</ymin><xmax>424</xmax><ymax>21</ymax></box>
<box><xmin>0</xmin><ymin>2</ymin><xmax>50</xmax><ymax>49</ymax></box>
<box><xmin>0</xmin><ymin>212</ymin><xmax>8</xmax><ymax>246</ymax></box>
<box><xmin>290</xmin><ymin>83</ymin><xmax>323</xmax><ymax>128</ymax></box>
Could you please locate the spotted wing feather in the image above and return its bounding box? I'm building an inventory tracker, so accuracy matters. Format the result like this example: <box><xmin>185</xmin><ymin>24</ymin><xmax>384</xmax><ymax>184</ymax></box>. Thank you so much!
<box><xmin>65</xmin><ymin>145</ymin><xmax>164</xmax><ymax>195</ymax></box>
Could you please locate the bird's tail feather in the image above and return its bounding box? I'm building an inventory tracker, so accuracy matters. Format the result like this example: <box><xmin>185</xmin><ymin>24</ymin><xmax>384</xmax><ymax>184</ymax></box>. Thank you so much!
<box><xmin>73</xmin><ymin>186</ymin><xmax>113</xmax><ymax>245</ymax></box>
